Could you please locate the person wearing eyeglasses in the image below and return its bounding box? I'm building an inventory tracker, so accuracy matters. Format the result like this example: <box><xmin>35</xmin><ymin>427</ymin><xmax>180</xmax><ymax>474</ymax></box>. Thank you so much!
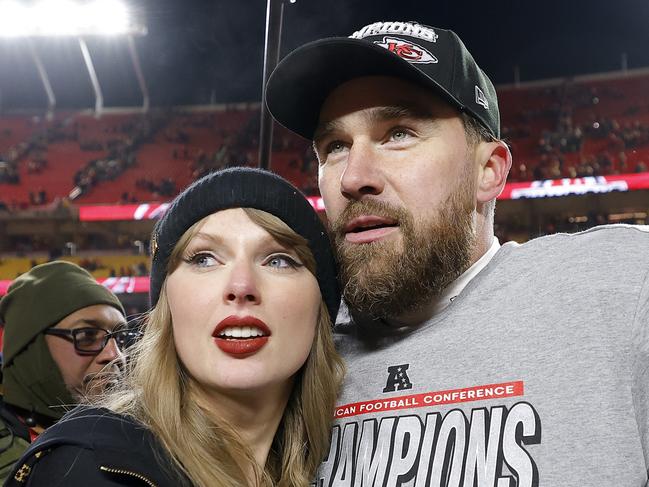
<box><xmin>6</xmin><ymin>168</ymin><xmax>344</xmax><ymax>487</ymax></box>
<box><xmin>0</xmin><ymin>260</ymin><xmax>130</xmax><ymax>482</ymax></box>
<box><xmin>42</xmin><ymin>312</ymin><xmax>139</xmax><ymax>398</ymax></box>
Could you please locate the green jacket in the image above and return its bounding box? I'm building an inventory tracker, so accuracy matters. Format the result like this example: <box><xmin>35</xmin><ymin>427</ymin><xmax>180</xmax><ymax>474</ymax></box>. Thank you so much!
<box><xmin>0</xmin><ymin>398</ymin><xmax>31</xmax><ymax>484</ymax></box>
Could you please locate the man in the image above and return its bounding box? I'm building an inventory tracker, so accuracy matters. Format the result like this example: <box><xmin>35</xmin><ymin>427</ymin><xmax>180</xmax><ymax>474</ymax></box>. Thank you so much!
<box><xmin>0</xmin><ymin>261</ymin><xmax>132</xmax><ymax>481</ymax></box>
<box><xmin>266</xmin><ymin>21</ymin><xmax>649</xmax><ymax>486</ymax></box>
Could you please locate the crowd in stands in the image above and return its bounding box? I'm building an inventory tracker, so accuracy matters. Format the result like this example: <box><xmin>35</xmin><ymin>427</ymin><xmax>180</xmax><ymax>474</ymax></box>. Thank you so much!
<box><xmin>73</xmin><ymin>114</ymin><xmax>168</xmax><ymax>197</ymax></box>
<box><xmin>28</xmin><ymin>188</ymin><xmax>48</xmax><ymax>205</ymax></box>
<box><xmin>187</xmin><ymin>113</ymin><xmax>258</xmax><ymax>178</ymax></box>
<box><xmin>1</xmin><ymin>73</ymin><xmax>649</xmax><ymax>209</ymax></box>
<box><xmin>0</xmin><ymin>128</ymin><xmax>48</xmax><ymax>185</ymax></box>
<box><xmin>504</xmin><ymin>78</ymin><xmax>649</xmax><ymax>182</ymax></box>
<box><xmin>0</xmin><ymin>253</ymin><xmax>149</xmax><ymax>280</ymax></box>
<box><xmin>75</xmin><ymin>257</ymin><xmax>148</xmax><ymax>278</ymax></box>
<box><xmin>108</xmin><ymin>262</ymin><xmax>148</xmax><ymax>277</ymax></box>
<box><xmin>495</xmin><ymin>210</ymin><xmax>649</xmax><ymax>244</ymax></box>
<box><xmin>522</xmin><ymin>118</ymin><xmax>649</xmax><ymax>179</ymax></box>
<box><xmin>134</xmin><ymin>177</ymin><xmax>176</xmax><ymax>197</ymax></box>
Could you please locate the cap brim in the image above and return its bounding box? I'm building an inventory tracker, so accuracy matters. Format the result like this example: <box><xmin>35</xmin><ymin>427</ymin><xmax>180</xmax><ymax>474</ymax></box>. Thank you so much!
<box><xmin>265</xmin><ymin>37</ymin><xmax>463</xmax><ymax>140</ymax></box>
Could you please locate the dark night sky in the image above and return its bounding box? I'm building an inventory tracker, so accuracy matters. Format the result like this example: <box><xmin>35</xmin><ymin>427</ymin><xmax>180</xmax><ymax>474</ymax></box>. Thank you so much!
<box><xmin>1</xmin><ymin>0</ymin><xmax>648</xmax><ymax>109</ymax></box>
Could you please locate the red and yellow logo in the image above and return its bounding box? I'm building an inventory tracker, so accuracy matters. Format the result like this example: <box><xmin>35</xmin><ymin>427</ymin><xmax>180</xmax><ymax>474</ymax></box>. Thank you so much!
<box><xmin>375</xmin><ymin>36</ymin><xmax>438</xmax><ymax>64</ymax></box>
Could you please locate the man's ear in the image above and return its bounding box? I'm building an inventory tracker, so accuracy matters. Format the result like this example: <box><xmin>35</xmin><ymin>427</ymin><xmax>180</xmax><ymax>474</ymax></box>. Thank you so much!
<box><xmin>476</xmin><ymin>141</ymin><xmax>512</xmax><ymax>204</ymax></box>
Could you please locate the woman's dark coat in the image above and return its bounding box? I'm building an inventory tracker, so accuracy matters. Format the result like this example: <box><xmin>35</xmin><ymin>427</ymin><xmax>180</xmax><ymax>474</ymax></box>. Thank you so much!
<box><xmin>5</xmin><ymin>407</ymin><xmax>190</xmax><ymax>487</ymax></box>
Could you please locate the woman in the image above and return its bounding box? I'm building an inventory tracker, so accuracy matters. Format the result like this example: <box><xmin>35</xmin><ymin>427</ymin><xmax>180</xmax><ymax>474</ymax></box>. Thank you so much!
<box><xmin>7</xmin><ymin>168</ymin><xmax>344</xmax><ymax>487</ymax></box>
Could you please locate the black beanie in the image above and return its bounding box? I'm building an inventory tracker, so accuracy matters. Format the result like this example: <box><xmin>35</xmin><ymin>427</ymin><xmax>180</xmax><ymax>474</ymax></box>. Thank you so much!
<box><xmin>149</xmin><ymin>167</ymin><xmax>340</xmax><ymax>323</ymax></box>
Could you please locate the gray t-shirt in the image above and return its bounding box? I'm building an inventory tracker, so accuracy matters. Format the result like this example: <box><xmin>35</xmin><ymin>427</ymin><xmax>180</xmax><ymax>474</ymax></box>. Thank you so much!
<box><xmin>316</xmin><ymin>225</ymin><xmax>649</xmax><ymax>487</ymax></box>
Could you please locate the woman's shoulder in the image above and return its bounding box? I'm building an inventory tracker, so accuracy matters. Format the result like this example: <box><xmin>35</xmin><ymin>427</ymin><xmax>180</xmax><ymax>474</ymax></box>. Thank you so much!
<box><xmin>5</xmin><ymin>406</ymin><xmax>187</xmax><ymax>487</ymax></box>
<box><xmin>11</xmin><ymin>444</ymin><xmax>114</xmax><ymax>486</ymax></box>
<box><xmin>37</xmin><ymin>406</ymin><xmax>150</xmax><ymax>449</ymax></box>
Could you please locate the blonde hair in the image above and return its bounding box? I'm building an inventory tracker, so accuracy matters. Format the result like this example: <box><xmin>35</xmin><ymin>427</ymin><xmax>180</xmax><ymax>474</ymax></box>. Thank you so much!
<box><xmin>98</xmin><ymin>208</ymin><xmax>344</xmax><ymax>486</ymax></box>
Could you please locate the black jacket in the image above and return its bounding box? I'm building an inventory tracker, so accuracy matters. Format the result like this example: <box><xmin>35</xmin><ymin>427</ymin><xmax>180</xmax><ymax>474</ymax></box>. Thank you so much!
<box><xmin>4</xmin><ymin>407</ymin><xmax>191</xmax><ymax>487</ymax></box>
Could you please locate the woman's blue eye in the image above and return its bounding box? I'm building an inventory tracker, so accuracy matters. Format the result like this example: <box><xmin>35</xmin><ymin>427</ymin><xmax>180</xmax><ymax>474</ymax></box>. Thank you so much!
<box><xmin>187</xmin><ymin>252</ymin><xmax>217</xmax><ymax>268</ymax></box>
<box><xmin>266</xmin><ymin>255</ymin><xmax>301</xmax><ymax>269</ymax></box>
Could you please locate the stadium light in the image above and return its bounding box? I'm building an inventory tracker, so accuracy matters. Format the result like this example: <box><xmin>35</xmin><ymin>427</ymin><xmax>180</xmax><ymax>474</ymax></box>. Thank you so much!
<box><xmin>259</xmin><ymin>0</ymin><xmax>297</xmax><ymax>170</ymax></box>
<box><xmin>0</xmin><ymin>0</ymin><xmax>149</xmax><ymax>115</ymax></box>
<box><xmin>0</xmin><ymin>0</ymin><xmax>146</xmax><ymax>37</ymax></box>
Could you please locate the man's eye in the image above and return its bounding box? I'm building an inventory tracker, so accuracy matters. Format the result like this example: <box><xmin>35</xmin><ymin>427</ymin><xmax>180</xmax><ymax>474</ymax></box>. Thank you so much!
<box><xmin>265</xmin><ymin>254</ymin><xmax>302</xmax><ymax>269</ymax></box>
<box><xmin>390</xmin><ymin>128</ymin><xmax>412</xmax><ymax>141</ymax></box>
<box><xmin>114</xmin><ymin>330</ymin><xmax>142</xmax><ymax>348</ymax></box>
<box><xmin>75</xmin><ymin>329</ymin><xmax>103</xmax><ymax>344</ymax></box>
<box><xmin>326</xmin><ymin>141</ymin><xmax>346</xmax><ymax>154</ymax></box>
<box><xmin>186</xmin><ymin>252</ymin><xmax>217</xmax><ymax>268</ymax></box>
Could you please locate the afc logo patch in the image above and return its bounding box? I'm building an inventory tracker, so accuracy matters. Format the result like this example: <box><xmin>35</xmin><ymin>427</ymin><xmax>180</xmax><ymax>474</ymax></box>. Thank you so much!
<box><xmin>382</xmin><ymin>363</ymin><xmax>413</xmax><ymax>392</ymax></box>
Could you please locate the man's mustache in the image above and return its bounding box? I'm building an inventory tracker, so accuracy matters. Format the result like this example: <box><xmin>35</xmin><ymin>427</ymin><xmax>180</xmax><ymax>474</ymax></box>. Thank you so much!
<box><xmin>331</xmin><ymin>199</ymin><xmax>409</xmax><ymax>236</ymax></box>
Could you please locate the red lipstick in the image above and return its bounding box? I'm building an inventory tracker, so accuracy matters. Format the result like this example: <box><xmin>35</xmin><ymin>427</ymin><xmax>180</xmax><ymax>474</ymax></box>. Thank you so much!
<box><xmin>212</xmin><ymin>316</ymin><xmax>270</xmax><ymax>357</ymax></box>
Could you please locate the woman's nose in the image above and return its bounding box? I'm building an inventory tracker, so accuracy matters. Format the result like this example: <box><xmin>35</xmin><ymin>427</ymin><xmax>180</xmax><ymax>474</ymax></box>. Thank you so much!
<box><xmin>223</xmin><ymin>262</ymin><xmax>261</xmax><ymax>305</ymax></box>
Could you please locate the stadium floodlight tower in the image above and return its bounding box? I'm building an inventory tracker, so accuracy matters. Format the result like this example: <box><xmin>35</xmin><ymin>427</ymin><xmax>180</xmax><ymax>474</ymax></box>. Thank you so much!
<box><xmin>0</xmin><ymin>0</ymin><xmax>148</xmax><ymax>117</ymax></box>
<box><xmin>258</xmin><ymin>0</ymin><xmax>296</xmax><ymax>170</ymax></box>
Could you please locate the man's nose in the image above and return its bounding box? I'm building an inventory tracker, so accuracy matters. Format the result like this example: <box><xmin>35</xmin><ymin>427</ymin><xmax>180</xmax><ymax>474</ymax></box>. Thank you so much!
<box><xmin>96</xmin><ymin>336</ymin><xmax>123</xmax><ymax>364</ymax></box>
<box><xmin>339</xmin><ymin>142</ymin><xmax>385</xmax><ymax>200</ymax></box>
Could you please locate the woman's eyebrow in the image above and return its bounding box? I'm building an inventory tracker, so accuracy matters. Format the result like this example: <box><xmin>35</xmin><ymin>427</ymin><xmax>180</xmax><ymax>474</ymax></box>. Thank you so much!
<box><xmin>189</xmin><ymin>232</ymin><xmax>224</xmax><ymax>246</ymax></box>
<box><xmin>191</xmin><ymin>230</ymin><xmax>278</xmax><ymax>248</ymax></box>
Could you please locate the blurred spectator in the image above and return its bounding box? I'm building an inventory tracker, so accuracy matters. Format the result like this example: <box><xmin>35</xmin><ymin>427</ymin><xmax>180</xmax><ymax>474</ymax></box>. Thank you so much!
<box><xmin>0</xmin><ymin>262</ymin><xmax>130</xmax><ymax>481</ymax></box>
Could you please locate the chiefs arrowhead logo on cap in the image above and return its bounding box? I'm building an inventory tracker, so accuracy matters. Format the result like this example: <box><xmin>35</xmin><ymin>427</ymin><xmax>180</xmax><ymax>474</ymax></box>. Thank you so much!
<box><xmin>374</xmin><ymin>36</ymin><xmax>438</xmax><ymax>64</ymax></box>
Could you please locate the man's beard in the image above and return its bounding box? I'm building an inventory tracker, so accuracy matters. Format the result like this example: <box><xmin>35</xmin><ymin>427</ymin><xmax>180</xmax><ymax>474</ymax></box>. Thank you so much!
<box><xmin>331</xmin><ymin>183</ymin><xmax>476</xmax><ymax>321</ymax></box>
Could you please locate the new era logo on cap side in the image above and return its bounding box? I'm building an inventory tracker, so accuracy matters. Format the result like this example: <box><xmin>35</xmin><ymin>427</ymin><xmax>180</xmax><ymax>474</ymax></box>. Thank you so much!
<box><xmin>475</xmin><ymin>86</ymin><xmax>489</xmax><ymax>109</ymax></box>
<box><xmin>351</xmin><ymin>21</ymin><xmax>439</xmax><ymax>43</ymax></box>
<box><xmin>375</xmin><ymin>36</ymin><xmax>438</xmax><ymax>64</ymax></box>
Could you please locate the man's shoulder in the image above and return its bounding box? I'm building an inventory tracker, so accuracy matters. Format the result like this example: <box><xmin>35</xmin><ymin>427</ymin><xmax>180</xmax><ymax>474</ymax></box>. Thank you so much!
<box><xmin>477</xmin><ymin>224</ymin><xmax>649</xmax><ymax>310</ymax></box>
<box><xmin>519</xmin><ymin>223</ymin><xmax>648</xmax><ymax>246</ymax></box>
<box><xmin>500</xmin><ymin>224</ymin><xmax>649</xmax><ymax>267</ymax></box>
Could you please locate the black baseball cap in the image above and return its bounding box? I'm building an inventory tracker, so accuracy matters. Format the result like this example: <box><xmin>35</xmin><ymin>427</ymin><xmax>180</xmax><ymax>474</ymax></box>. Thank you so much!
<box><xmin>265</xmin><ymin>21</ymin><xmax>500</xmax><ymax>140</ymax></box>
